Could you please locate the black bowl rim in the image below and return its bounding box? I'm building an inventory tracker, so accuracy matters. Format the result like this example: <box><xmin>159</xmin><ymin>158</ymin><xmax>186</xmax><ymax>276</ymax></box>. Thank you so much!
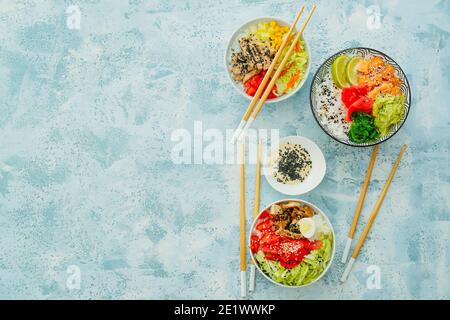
<box><xmin>309</xmin><ymin>47</ymin><xmax>412</xmax><ymax>148</ymax></box>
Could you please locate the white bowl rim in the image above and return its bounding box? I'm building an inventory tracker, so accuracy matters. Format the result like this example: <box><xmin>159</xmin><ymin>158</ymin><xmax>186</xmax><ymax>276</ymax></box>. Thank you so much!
<box><xmin>224</xmin><ymin>16</ymin><xmax>311</xmax><ymax>104</ymax></box>
<box><xmin>249</xmin><ymin>198</ymin><xmax>336</xmax><ymax>288</ymax></box>
<box><xmin>264</xmin><ymin>135</ymin><xmax>326</xmax><ymax>195</ymax></box>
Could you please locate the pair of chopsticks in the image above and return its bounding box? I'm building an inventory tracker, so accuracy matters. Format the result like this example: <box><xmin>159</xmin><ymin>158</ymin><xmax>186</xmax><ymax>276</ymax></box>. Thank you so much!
<box><xmin>341</xmin><ymin>144</ymin><xmax>407</xmax><ymax>282</ymax></box>
<box><xmin>230</xmin><ymin>5</ymin><xmax>317</xmax><ymax>144</ymax></box>
<box><xmin>239</xmin><ymin>141</ymin><xmax>262</xmax><ymax>297</ymax></box>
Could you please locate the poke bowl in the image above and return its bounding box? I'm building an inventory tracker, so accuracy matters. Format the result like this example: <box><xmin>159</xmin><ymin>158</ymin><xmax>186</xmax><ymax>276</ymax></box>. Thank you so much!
<box><xmin>225</xmin><ymin>17</ymin><xmax>311</xmax><ymax>103</ymax></box>
<box><xmin>310</xmin><ymin>47</ymin><xmax>411</xmax><ymax>147</ymax></box>
<box><xmin>249</xmin><ymin>199</ymin><xmax>335</xmax><ymax>288</ymax></box>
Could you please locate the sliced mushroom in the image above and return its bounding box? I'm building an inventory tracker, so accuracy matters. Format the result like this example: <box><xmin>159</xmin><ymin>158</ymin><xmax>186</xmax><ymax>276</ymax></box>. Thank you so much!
<box><xmin>274</xmin><ymin>220</ymin><xmax>288</xmax><ymax>230</ymax></box>
<box><xmin>291</xmin><ymin>208</ymin><xmax>303</xmax><ymax>219</ymax></box>
<box><xmin>280</xmin><ymin>201</ymin><xmax>301</xmax><ymax>210</ymax></box>
<box><xmin>276</xmin><ymin>229</ymin><xmax>304</xmax><ymax>239</ymax></box>
<box><xmin>301</xmin><ymin>205</ymin><xmax>314</xmax><ymax>217</ymax></box>
<box><xmin>270</xmin><ymin>204</ymin><xmax>283</xmax><ymax>216</ymax></box>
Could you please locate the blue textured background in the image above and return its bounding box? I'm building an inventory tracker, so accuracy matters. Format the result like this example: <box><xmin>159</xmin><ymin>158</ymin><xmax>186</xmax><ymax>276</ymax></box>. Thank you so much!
<box><xmin>0</xmin><ymin>0</ymin><xmax>449</xmax><ymax>299</ymax></box>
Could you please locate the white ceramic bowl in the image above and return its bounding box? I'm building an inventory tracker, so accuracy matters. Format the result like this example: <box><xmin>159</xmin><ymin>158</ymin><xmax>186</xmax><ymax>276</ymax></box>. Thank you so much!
<box><xmin>224</xmin><ymin>17</ymin><xmax>311</xmax><ymax>103</ymax></box>
<box><xmin>265</xmin><ymin>136</ymin><xmax>326</xmax><ymax>195</ymax></box>
<box><xmin>249</xmin><ymin>198</ymin><xmax>336</xmax><ymax>288</ymax></box>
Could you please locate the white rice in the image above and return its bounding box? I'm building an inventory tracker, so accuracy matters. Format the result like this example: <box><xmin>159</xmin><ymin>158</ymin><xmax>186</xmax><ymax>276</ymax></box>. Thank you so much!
<box><xmin>314</xmin><ymin>72</ymin><xmax>350</xmax><ymax>141</ymax></box>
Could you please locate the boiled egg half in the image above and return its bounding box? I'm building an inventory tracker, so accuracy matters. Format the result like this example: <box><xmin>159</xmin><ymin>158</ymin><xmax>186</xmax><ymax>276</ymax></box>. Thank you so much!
<box><xmin>298</xmin><ymin>217</ymin><xmax>316</xmax><ymax>239</ymax></box>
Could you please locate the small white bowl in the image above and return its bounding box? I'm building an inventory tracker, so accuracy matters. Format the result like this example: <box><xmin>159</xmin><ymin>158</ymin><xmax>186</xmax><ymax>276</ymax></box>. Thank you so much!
<box><xmin>224</xmin><ymin>17</ymin><xmax>311</xmax><ymax>103</ymax></box>
<box><xmin>264</xmin><ymin>136</ymin><xmax>326</xmax><ymax>195</ymax></box>
<box><xmin>249</xmin><ymin>198</ymin><xmax>336</xmax><ymax>288</ymax></box>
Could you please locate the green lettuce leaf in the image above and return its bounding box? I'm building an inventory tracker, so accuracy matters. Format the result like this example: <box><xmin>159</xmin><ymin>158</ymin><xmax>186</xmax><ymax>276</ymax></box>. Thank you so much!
<box><xmin>275</xmin><ymin>40</ymin><xmax>308</xmax><ymax>94</ymax></box>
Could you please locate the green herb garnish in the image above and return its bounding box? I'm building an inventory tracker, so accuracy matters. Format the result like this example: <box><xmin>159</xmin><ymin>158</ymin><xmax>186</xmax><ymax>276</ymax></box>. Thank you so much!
<box><xmin>348</xmin><ymin>112</ymin><xmax>380</xmax><ymax>143</ymax></box>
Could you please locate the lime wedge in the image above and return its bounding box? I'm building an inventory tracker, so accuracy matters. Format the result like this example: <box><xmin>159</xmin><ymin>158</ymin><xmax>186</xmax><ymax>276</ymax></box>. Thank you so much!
<box><xmin>331</xmin><ymin>55</ymin><xmax>349</xmax><ymax>88</ymax></box>
<box><xmin>345</xmin><ymin>56</ymin><xmax>362</xmax><ymax>86</ymax></box>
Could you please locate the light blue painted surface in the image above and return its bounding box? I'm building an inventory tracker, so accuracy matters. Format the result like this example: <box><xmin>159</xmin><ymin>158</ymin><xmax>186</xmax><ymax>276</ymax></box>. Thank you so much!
<box><xmin>0</xmin><ymin>0</ymin><xmax>449</xmax><ymax>299</ymax></box>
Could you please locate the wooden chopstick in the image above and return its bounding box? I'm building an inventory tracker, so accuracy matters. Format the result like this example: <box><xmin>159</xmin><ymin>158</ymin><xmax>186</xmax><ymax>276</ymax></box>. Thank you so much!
<box><xmin>253</xmin><ymin>141</ymin><xmax>262</xmax><ymax>219</ymax></box>
<box><xmin>341</xmin><ymin>144</ymin><xmax>379</xmax><ymax>263</ymax></box>
<box><xmin>341</xmin><ymin>144</ymin><xmax>407</xmax><ymax>282</ymax></box>
<box><xmin>249</xmin><ymin>140</ymin><xmax>262</xmax><ymax>292</ymax></box>
<box><xmin>238</xmin><ymin>5</ymin><xmax>317</xmax><ymax>138</ymax></box>
<box><xmin>239</xmin><ymin>142</ymin><xmax>247</xmax><ymax>297</ymax></box>
<box><xmin>230</xmin><ymin>6</ymin><xmax>305</xmax><ymax>144</ymax></box>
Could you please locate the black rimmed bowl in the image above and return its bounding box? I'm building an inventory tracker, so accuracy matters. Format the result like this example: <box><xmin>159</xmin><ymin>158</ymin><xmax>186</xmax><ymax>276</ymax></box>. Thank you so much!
<box><xmin>310</xmin><ymin>47</ymin><xmax>411</xmax><ymax>147</ymax></box>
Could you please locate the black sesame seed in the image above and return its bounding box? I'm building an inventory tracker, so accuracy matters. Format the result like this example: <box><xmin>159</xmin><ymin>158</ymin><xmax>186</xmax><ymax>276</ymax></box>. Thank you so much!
<box><xmin>273</xmin><ymin>143</ymin><xmax>312</xmax><ymax>183</ymax></box>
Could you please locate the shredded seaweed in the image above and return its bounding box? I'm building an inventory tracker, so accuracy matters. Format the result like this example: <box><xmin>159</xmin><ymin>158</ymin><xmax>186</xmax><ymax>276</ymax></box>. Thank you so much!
<box><xmin>348</xmin><ymin>112</ymin><xmax>380</xmax><ymax>143</ymax></box>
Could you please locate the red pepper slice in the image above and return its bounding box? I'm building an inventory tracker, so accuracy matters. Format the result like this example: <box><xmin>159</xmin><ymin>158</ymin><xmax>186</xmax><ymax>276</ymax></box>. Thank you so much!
<box><xmin>256</xmin><ymin>220</ymin><xmax>272</xmax><ymax>231</ymax></box>
<box><xmin>259</xmin><ymin>210</ymin><xmax>271</xmax><ymax>219</ymax></box>
<box><xmin>250</xmin><ymin>235</ymin><xmax>260</xmax><ymax>254</ymax></box>
<box><xmin>244</xmin><ymin>71</ymin><xmax>277</xmax><ymax>99</ymax></box>
<box><xmin>246</xmin><ymin>86</ymin><xmax>256</xmax><ymax>96</ymax></box>
<box><xmin>259</xmin><ymin>232</ymin><xmax>282</xmax><ymax>246</ymax></box>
